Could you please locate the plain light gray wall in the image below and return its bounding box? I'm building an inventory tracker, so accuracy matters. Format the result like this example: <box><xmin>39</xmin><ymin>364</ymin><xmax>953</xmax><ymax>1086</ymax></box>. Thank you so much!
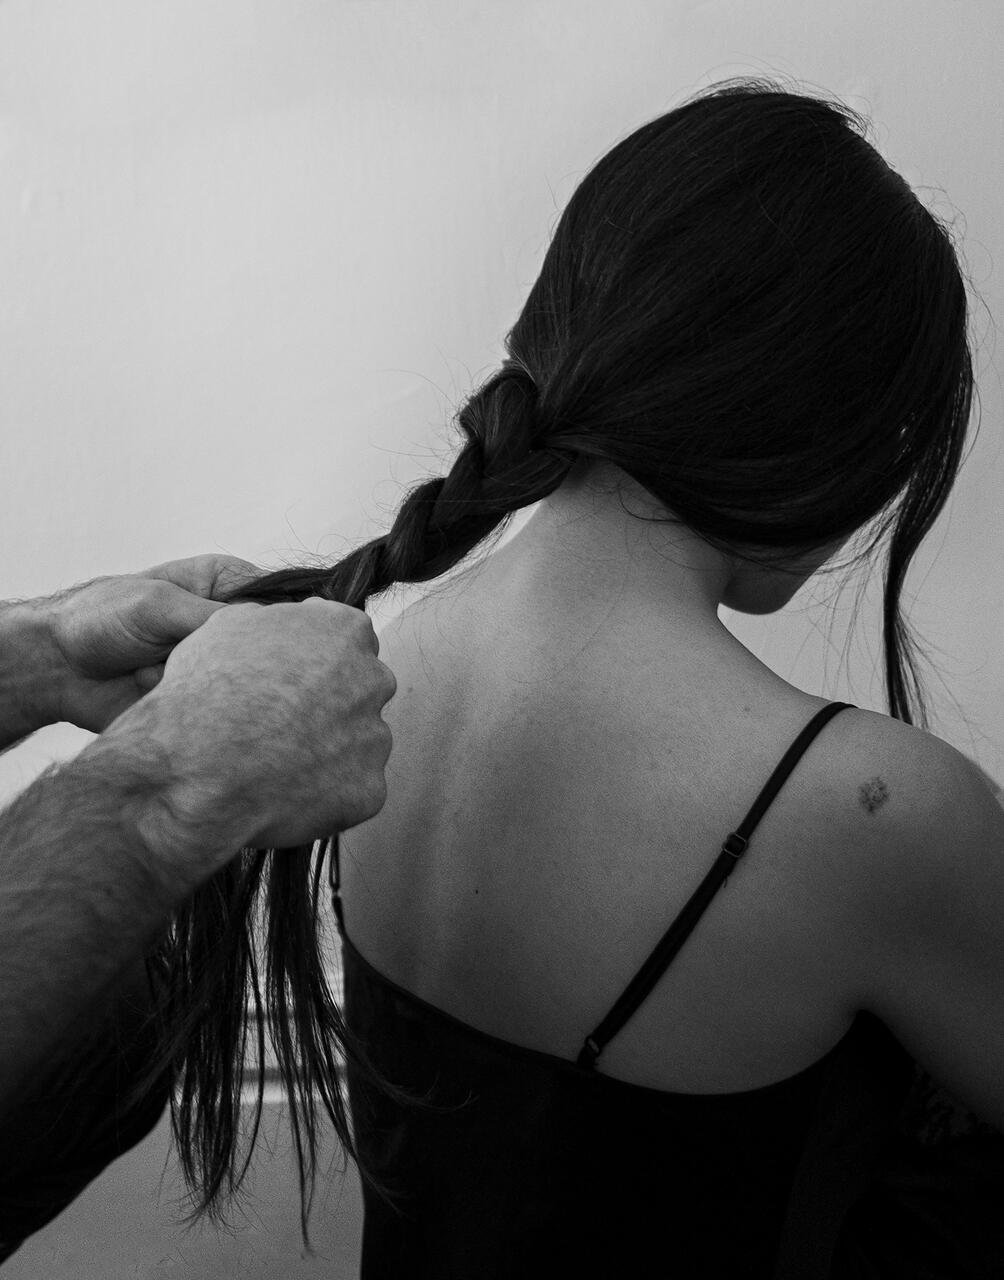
<box><xmin>1</xmin><ymin>1</ymin><xmax>1001</xmax><ymax>1276</ymax></box>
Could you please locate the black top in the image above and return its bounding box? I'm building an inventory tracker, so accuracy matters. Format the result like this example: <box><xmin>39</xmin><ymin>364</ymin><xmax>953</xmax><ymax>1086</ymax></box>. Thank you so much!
<box><xmin>333</xmin><ymin>701</ymin><xmax>919</xmax><ymax>1278</ymax></box>
<box><xmin>2</xmin><ymin>701</ymin><xmax>999</xmax><ymax>1272</ymax></box>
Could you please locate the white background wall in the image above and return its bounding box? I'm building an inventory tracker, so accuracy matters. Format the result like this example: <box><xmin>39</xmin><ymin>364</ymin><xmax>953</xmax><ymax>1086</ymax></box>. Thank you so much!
<box><xmin>1</xmin><ymin>1</ymin><xmax>1001</xmax><ymax>1276</ymax></box>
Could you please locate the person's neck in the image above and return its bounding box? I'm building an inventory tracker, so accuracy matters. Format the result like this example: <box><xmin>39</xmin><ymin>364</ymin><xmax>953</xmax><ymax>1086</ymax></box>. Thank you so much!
<box><xmin>466</xmin><ymin>460</ymin><xmax>732</xmax><ymax>637</ymax></box>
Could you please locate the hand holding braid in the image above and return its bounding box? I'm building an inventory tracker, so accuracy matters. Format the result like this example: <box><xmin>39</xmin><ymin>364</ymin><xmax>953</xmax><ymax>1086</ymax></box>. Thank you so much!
<box><xmin>335</xmin><ymin>362</ymin><xmax>578</xmax><ymax>608</ymax></box>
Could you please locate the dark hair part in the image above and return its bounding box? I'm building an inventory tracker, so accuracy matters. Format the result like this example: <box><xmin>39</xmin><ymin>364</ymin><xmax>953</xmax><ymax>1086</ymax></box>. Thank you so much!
<box><xmin>121</xmin><ymin>75</ymin><xmax>982</xmax><ymax>1253</ymax></box>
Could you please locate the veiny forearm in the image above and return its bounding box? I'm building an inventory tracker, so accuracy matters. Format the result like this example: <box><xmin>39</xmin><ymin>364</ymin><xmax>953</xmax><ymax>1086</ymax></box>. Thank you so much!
<box><xmin>0</xmin><ymin>730</ymin><xmax>224</xmax><ymax>1115</ymax></box>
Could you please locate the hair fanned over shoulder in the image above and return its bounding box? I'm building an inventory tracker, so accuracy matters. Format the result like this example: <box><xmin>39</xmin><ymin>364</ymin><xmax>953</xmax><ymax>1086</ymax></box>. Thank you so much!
<box><xmin>119</xmin><ymin>75</ymin><xmax>984</xmax><ymax>1254</ymax></box>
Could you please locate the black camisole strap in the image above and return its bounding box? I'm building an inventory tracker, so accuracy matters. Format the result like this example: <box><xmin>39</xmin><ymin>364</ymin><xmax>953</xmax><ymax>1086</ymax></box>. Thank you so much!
<box><xmin>327</xmin><ymin>702</ymin><xmax>858</xmax><ymax>1071</ymax></box>
<box><xmin>575</xmin><ymin>701</ymin><xmax>857</xmax><ymax>1070</ymax></box>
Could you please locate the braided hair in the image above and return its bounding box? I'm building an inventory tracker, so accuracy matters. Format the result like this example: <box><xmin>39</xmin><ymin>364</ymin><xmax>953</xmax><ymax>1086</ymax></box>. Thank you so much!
<box><xmin>122</xmin><ymin>75</ymin><xmax>981</xmax><ymax>1255</ymax></box>
<box><xmin>325</xmin><ymin>361</ymin><xmax>577</xmax><ymax>607</ymax></box>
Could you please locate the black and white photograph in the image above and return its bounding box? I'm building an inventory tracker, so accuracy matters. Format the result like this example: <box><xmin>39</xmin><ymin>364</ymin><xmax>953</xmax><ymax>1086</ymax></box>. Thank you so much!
<box><xmin>0</xmin><ymin>2</ymin><xmax>1001</xmax><ymax>1276</ymax></box>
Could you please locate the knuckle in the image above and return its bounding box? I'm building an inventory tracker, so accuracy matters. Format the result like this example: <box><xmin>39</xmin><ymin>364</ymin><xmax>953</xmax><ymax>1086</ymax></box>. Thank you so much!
<box><xmin>344</xmin><ymin>604</ymin><xmax>375</xmax><ymax>635</ymax></box>
<box><xmin>380</xmin><ymin>661</ymin><xmax>398</xmax><ymax>700</ymax></box>
<box><xmin>318</xmin><ymin>594</ymin><xmax>356</xmax><ymax>614</ymax></box>
<box><xmin>358</xmin><ymin>615</ymin><xmax>380</xmax><ymax>651</ymax></box>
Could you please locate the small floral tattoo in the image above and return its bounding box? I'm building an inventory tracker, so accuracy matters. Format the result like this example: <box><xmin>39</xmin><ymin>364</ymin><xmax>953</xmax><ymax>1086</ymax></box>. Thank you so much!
<box><xmin>859</xmin><ymin>776</ymin><xmax>889</xmax><ymax>814</ymax></box>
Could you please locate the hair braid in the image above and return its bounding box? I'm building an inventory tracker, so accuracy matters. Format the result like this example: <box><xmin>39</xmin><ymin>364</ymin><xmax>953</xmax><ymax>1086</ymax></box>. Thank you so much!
<box><xmin>322</xmin><ymin>363</ymin><xmax>577</xmax><ymax>611</ymax></box>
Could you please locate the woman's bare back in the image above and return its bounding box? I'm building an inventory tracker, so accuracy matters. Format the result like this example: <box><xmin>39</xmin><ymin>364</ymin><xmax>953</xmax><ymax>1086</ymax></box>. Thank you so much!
<box><xmin>338</xmin><ymin>565</ymin><xmax>907</xmax><ymax>1095</ymax></box>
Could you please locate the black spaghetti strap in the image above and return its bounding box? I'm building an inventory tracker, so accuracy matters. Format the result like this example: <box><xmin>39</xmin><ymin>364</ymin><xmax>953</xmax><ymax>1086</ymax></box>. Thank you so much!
<box><xmin>575</xmin><ymin>702</ymin><xmax>857</xmax><ymax>1070</ymax></box>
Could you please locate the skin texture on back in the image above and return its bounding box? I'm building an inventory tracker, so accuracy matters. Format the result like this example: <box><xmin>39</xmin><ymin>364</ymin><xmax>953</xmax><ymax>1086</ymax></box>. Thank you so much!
<box><xmin>339</xmin><ymin>576</ymin><xmax>914</xmax><ymax>1095</ymax></box>
<box><xmin>341</xmin><ymin>461</ymin><xmax>1004</xmax><ymax>1121</ymax></box>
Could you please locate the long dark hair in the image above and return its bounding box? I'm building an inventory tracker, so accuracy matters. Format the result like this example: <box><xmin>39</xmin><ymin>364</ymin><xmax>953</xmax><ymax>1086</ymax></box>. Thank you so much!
<box><xmin>121</xmin><ymin>76</ymin><xmax>982</xmax><ymax>1253</ymax></box>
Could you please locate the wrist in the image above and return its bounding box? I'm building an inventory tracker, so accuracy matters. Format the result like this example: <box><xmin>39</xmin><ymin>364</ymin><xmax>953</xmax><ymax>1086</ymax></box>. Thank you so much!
<box><xmin>82</xmin><ymin>698</ymin><xmax>259</xmax><ymax>883</ymax></box>
<box><xmin>0</xmin><ymin>598</ymin><xmax>65</xmax><ymax>748</ymax></box>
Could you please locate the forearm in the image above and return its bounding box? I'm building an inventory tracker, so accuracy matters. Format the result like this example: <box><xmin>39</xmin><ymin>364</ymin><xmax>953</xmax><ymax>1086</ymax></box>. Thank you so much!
<box><xmin>0</xmin><ymin>727</ymin><xmax>233</xmax><ymax>1114</ymax></box>
<box><xmin>0</xmin><ymin>598</ymin><xmax>62</xmax><ymax>751</ymax></box>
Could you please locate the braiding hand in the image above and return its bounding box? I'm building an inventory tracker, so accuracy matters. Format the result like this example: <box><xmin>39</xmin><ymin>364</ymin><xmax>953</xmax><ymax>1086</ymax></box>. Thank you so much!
<box><xmin>39</xmin><ymin>554</ymin><xmax>263</xmax><ymax>734</ymax></box>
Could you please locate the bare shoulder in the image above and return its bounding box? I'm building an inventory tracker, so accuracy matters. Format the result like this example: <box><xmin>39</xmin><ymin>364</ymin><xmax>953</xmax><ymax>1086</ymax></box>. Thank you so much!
<box><xmin>838</xmin><ymin>708</ymin><xmax>1004</xmax><ymax>1130</ymax></box>
<box><xmin>836</xmin><ymin>707</ymin><xmax>1001</xmax><ymax>873</ymax></box>
<box><xmin>815</xmin><ymin>705</ymin><xmax>1000</xmax><ymax>911</ymax></box>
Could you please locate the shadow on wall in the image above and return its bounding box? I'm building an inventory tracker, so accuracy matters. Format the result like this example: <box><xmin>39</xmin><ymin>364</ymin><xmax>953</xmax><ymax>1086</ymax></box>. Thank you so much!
<box><xmin>2</xmin><ymin>1101</ymin><xmax>363</xmax><ymax>1280</ymax></box>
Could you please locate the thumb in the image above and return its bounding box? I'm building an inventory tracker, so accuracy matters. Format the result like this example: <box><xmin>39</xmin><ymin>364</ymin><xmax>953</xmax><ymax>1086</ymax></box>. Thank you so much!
<box><xmin>134</xmin><ymin>583</ymin><xmax>231</xmax><ymax>658</ymax></box>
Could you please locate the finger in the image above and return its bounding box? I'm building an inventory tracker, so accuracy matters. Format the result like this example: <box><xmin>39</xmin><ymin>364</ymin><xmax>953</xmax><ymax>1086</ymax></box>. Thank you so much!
<box><xmin>378</xmin><ymin>659</ymin><xmax>397</xmax><ymax>705</ymax></box>
<box><xmin>134</xmin><ymin>554</ymin><xmax>264</xmax><ymax>602</ymax></box>
<box><xmin>299</xmin><ymin>596</ymin><xmax>381</xmax><ymax>655</ymax></box>
<box><xmin>209</xmin><ymin>556</ymin><xmax>267</xmax><ymax>600</ymax></box>
<box><xmin>131</xmin><ymin>581</ymin><xmax>230</xmax><ymax>654</ymax></box>
<box><xmin>351</xmin><ymin>606</ymin><xmax>381</xmax><ymax>657</ymax></box>
<box><xmin>134</xmin><ymin>663</ymin><xmax>166</xmax><ymax>692</ymax></box>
